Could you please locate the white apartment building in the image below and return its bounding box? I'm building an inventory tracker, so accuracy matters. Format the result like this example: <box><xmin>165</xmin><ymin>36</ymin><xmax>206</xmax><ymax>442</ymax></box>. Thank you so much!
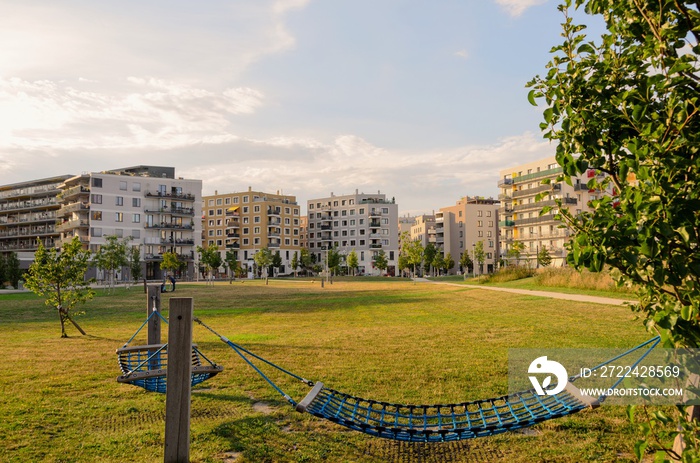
<box><xmin>58</xmin><ymin>166</ymin><xmax>202</xmax><ymax>280</ymax></box>
<box><xmin>0</xmin><ymin>175</ymin><xmax>72</xmax><ymax>268</ymax></box>
<box><xmin>307</xmin><ymin>190</ymin><xmax>399</xmax><ymax>276</ymax></box>
<box><xmin>410</xmin><ymin>214</ymin><xmax>436</xmax><ymax>247</ymax></box>
<box><xmin>430</xmin><ymin>197</ymin><xmax>500</xmax><ymax>274</ymax></box>
<box><xmin>498</xmin><ymin>156</ymin><xmax>608</xmax><ymax>267</ymax></box>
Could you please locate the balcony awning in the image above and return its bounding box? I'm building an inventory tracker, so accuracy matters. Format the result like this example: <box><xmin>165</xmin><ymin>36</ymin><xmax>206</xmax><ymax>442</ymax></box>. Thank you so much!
<box><xmin>227</xmin><ymin>206</ymin><xmax>240</xmax><ymax>212</ymax></box>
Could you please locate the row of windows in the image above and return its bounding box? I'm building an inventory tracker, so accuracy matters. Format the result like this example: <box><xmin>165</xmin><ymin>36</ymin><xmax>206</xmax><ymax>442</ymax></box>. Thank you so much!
<box><xmin>92</xmin><ymin>178</ymin><xmax>142</xmax><ymax>192</ymax></box>
<box><xmin>91</xmin><ymin>194</ymin><xmax>141</xmax><ymax>207</ymax></box>
<box><xmin>308</xmin><ymin>199</ymin><xmax>359</xmax><ymax>209</ymax></box>
<box><xmin>90</xmin><ymin>227</ymin><xmax>140</xmax><ymax>239</ymax></box>
<box><xmin>207</xmin><ymin>217</ymin><xmax>299</xmax><ymax>227</ymax></box>
<box><xmin>206</xmin><ymin>205</ymin><xmax>300</xmax><ymax>215</ymax></box>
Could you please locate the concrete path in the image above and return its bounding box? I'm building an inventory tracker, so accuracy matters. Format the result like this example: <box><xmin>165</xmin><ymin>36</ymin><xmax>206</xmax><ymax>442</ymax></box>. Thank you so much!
<box><xmin>416</xmin><ymin>279</ymin><xmax>635</xmax><ymax>306</ymax></box>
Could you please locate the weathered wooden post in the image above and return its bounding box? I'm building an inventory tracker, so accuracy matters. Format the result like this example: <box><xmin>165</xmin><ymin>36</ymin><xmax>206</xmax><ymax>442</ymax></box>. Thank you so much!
<box><xmin>164</xmin><ymin>297</ymin><xmax>193</xmax><ymax>463</ymax></box>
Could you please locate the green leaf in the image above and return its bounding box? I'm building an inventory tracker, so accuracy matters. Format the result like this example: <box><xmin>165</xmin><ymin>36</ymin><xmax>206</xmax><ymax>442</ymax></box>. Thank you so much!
<box><xmin>527</xmin><ymin>89</ymin><xmax>538</xmax><ymax>106</ymax></box>
<box><xmin>633</xmin><ymin>439</ymin><xmax>648</xmax><ymax>461</ymax></box>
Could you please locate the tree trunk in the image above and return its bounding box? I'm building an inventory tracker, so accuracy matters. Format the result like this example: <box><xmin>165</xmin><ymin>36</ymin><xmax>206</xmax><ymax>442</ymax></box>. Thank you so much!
<box><xmin>58</xmin><ymin>309</ymin><xmax>67</xmax><ymax>338</ymax></box>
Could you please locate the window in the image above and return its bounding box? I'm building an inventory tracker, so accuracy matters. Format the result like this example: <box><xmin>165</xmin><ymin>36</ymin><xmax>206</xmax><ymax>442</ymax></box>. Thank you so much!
<box><xmin>359</xmin><ymin>208</ymin><xmax>365</xmax><ymax>214</ymax></box>
<box><xmin>216</xmin><ymin>198</ymin><xmax>222</xmax><ymax>205</ymax></box>
<box><xmin>132</xmin><ymin>214</ymin><xmax>140</xmax><ymax>223</ymax></box>
<box><xmin>208</xmin><ymin>220</ymin><xmax>214</xmax><ymax>226</ymax></box>
<box><xmin>216</xmin><ymin>229</ymin><xmax>222</xmax><ymax>236</ymax></box>
<box><xmin>243</xmin><ymin>196</ymin><xmax>249</xmax><ymax>203</ymax></box>
<box><xmin>208</xmin><ymin>209</ymin><xmax>214</xmax><ymax>216</ymax></box>
<box><xmin>208</xmin><ymin>230</ymin><xmax>214</xmax><ymax>236</ymax></box>
<box><xmin>115</xmin><ymin>228</ymin><xmax>123</xmax><ymax>238</ymax></box>
<box><xmin>243</xmin><ymin>227</ymin><xmax>249</xmax><ymax>234</ymax></box>
<box><xmin>216</xmin><ymin>219</ymin><xmax>222</xmax><ymax>226</ymax></box>
<box><xmin>116</xmin><ymin>196</ymin><xmax>123</xmax><ymax>206</ymax></box>
<box><xmin>254</xmin><ymin>205</ymin><xmax>260</xmax><ymax>213</ymax></box>
<box><xmin>92</xmin><ymin>178</ymin><xmax>102</xmax><ymax>188</ymax></box>
<box><xmin>91</xmin><ymin>227</ymin><xmax>102</xmax><ymax>237</ymax></box>
<box><xmin>119</xmin><ymin>181</ymin><xmax>127</xmax><ymax>191</ymax></box>
<box><xmin>243</xmin><ymin>206</ymin><xmax>249</xmax><ymax>213</ymax></box>
<box><xmin>233</xmin><ymin>197</ymin><xmax>239</xmax><ymax>204</ymax></box>
<box><xmin>254</xmin><ymin>238</ymin><xmax>260</xmax><ymax>245</ymax></box>
<box><xmin>216</xmin><ymin>209</ymin><xmax>223</xmax><ymax>215</ymax></box>
<box><xmin>478</xmin><ymin>210</ymin><xmax>483</xmax><ymax>217</ymax></box>
<box><xmin>132</xmin><ymin>198</ymin><xmax>140</xmax><ymax>207</ymax></box>
<box><xmin>243</xmin><ymin>238</ymin><xmax>249</xmax><ymax>245</ymax></box>
<box><xmin>225</xmin><ymin>197</ymin><xmax>230</xmax><ymax>205</ymax></box>
<box><xmin>91</xmin><ymin>211</ymin><xmax>102</xmax><ymax>221</ymax></box>
<box><xmin>208</xmin><ymin>199</ymin><xmax>214</xmax><ymax>206</ymax></box>
<box><xmin>487</xmin><ymin>211</ymin><xmax>492</xmax><ymax>217</ymax></box>
<box><xmin>285</xmin><ymin>207</ymin><xmax>290</xmax><ymax>214</ymax></box>
<box><xmin>132</xmin><ymin>230</ymin><xmax>140</xmax><ymax>239</ymax></box>
<box><xmin>132</xmin><ymin>182</ymin><xmax>141</xmax><ymax>192</ymax></box>
<box><xmin>91</xmin><ymin>194</ymin><xmax>102</xmax><ymax>204</ymax></box>
<box><xmin>477</xmin><ymin>220</ymin><xmax>483</xmax><ymax>227</ymax></box>
<box><xmin>115</xmin><ymin>212</ymin><xmax>123</xmax><ymax>222</ymax></box>
<box><xmin>382</xmin><ymin>207</ymin><xmax>388</xmax><ymax>214</ymax></box>
<box><xmin>254</xmin><ymin>216</ymin><xmax>260</xmax><ymax>223</ymax></box>
<box><xmin>217</xmin><ymin>239</ymin><xmax>223</xmax><ymax>246</ymax></box>
<box><xmin>254</xmin><ymin>227</ymin><xmax>260</xmax><ymax>234</ymax></box>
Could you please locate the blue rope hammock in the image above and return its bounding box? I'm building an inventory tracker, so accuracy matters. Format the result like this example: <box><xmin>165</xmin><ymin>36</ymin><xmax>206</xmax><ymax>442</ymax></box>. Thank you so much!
<box><xmin>194</xmin><ymin>318</ymin><xmax>661</xmax><ymax>443</ymax></box>
<box><xmin>116</xmin><ymin>310</ymin><xmax>223</xmax><ymax>393</ymax></box>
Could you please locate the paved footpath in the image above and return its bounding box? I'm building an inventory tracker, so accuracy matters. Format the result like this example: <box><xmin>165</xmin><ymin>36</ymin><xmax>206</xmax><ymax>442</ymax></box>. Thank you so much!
<box><xmin>414</xmin><ymin>278</ymin><xmax>635</xmax><ymax>306</ymax></box>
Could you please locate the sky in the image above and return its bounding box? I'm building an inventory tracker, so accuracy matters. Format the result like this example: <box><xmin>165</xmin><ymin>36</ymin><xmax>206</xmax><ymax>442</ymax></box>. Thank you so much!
<box><xmin>0</xmin><ymin>0</ymin><xmax>605</xmax><ymax>215</ymax></box>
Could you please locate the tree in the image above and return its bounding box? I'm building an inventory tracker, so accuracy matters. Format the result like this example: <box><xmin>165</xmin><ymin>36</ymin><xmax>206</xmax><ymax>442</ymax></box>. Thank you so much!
<box><xmin>196</xmin><ymin>246</ymin><xmax>222</xmax><ymax>285</ymax></box>
<box><xmin>290</xmin><ymin>251</ymin><xmax>299</xmax><ymax>277</ymax></box>
<box><xmin>326</xmin><ymin>247</ymin><xmax>342</xmax><ymax>282</ymax></box>
<box><xmin>225</xmin><ymin>249</ymin><xmax>239</xmax><ymax>283</ymax></box>
<box><xmin>24</xmin><ymin>237</ymin><xmax>94</xmax><ymax>338</ymax></box>
<box><xmin>128</xmin><ymin>245</ymin><xmax>143</xmax><ymax>286</ymax></box>
<box><xmin>300</xmin><ymin>248</ymin><xmax>313</xmax><ymax>276</ymax></box>
<box><xmin>373</xmin><ymin>249</ymin><xmax>388</xmax><ymax>276</ymax></box>
<box><xmin>272</xmin><ymin>250</ymin><xmax>282</xmax><ymax>277</ymax></box>
<box><xmin>347</xmin><ymin>250</ymin><xmax>359</xmax><ymax>276</ymax></box>
<box><xmin>423</xmin><ymin>243</ymin><xmax>438</xmax><ymax>277</ymax></box>
<box><xmin>431</xmin><ymin>253</ymin><xmax>445</xmax><ymax>276</ymax></box>
<box><xmin>474</xmin><ymin>241</ymin><xmax>485</xmax><ymax>276</ymax></box>
<box><xmin>254</xmin><ymin>247</ymin><xmax>273</xmax><ymax>285</ymax></box>
<box><xmin>161</xmin><ymin>251</ymin><xmax>184</xmax><ymax>282</ymax></box>
<box><xmin>528</xmin><ymin>1</ymin><xmax>700</xmax><ymax>459</ymax></box>
<box><xmin>537</xmin><ymin>245</ymin><xmax>552</xmax><ymax>268</ymax></box>
<box><xmin>398</xmin><ymin>254</ymin><xmax>410</xmax><ymax>278</ymax></box>
<box><xmin>6</xmin><ymin>252</ymin><xmax>21</xmax><ymax>289</ymax></box>
<box><xmin>399</xmin><ymin>232</ymin><xmax>424</xmax><ymax>278</ymax></box>
<box><xmin>93</xmin><ymin>235</ymin><xmax>130</xmax><ymax>292</ymax></box>
<box><xmin>0</xmin><ymin>253</ymin><xmax>5</xmax><ymax>288</ymax></box>
<box><xmin>443</xmin><ymin>252</ymin><xmax>455</xmax><ymax>275</ymax></box>
<box><xmin>460</xmin><ymin>250</ymin><xmax>473</xmax><ymax>280</ymax></box>
<box><xmin>507</xmin><ymin>240</ymin><xmax>525</xmax><ymax>267</ymax></box>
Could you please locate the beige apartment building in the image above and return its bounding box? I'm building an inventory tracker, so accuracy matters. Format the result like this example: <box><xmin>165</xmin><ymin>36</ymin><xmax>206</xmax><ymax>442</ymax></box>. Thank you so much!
<box><xmin>0</xmin><ymin>175</ymin><xmax>72</xmax><ymax>268</ymax></box>
<box><xmin>429</xmin><ymin>197</ymin><xmax>499</xmax><ymax>274</ymax></box>
<box><xmin>307</xmin><ymin>190</ymin><xmax>399</xmax><ymax>276</ymax></box>
<box><xmin>202</xmin><ymin>187</ymin><xmax>301</xmax><ymax>277</ymax></box>
<box><xmin>498</xmin><ymin>156</ymin><xmax>606</xmax><ymax>267</ymax></box>
<box><xmin>409</xmin><ymin>214</ymin><xmax>436</xmax><ymax>247</ymax></box>
<box><xmin>57</xmin><ymin>166</ymin><xmax>202</xmax><ymax>280</ymax></box>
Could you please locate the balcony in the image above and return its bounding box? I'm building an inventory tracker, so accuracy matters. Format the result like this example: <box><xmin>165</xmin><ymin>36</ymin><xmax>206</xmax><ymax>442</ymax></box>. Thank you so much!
<box><xmin>144</xmin><ymin>223</ymin><xmax>194</xmax><ymax>230</ymax></box>
<box><xmin>512</xmin><ymin>183</ymin><xmax>561</xmax><ymax>199</ymax></box>
<box><xmin>499</xmin><ymin>220</ymin><xmax>515</xmax><ymax>227</ymax></box>
<box><xmin>145</xmin><ymin>191</ymin><xmax>196</xmax><ymax>202</ymax></box>
<box><xmin>56</xmin><ymin>218</ymin><xmax>89</xmax><ymax>232</ymax></box>
<box><xmin>512</xmin><ymin>167</ymin><xmax>564</xmax><ymax>184</ymax></box>
<box><xmin>368</xmin><ymin>209</ymin><xmax>382</xmax><ymax>218</ymax></box>
<box><xmin>497</xmin><ymin>178</ymin><xmax>513</xmax><ymax>187</ymax></box>
<box><xmin>60</xmin><ymin>185</ymin><xmax>90</xmax><ymax>200</ymax></box>
<box><xmin>225</xmin><ymin>242</ymin><xmax>241</xmax><ymax>249</ymax></box>
<box><xmin>267</xmin><ymin>207</ymin><xmax>281</xmax><ymax>217</ymax></box>
<box><xmin>59</xmin><ymin>201</ymin><xmax>89</xmax><ymax>216</ymax></box>
<box><xmin>369</xmin><ymin>244</ymin><xmax>383</xmax><ymax>249</ymax></box>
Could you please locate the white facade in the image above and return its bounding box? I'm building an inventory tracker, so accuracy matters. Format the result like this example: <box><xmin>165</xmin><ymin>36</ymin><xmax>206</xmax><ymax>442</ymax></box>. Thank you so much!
<box><xmin>307</xmin><ymin>190</ymin><xmax>399</xmax><ymax>276</ymax></box>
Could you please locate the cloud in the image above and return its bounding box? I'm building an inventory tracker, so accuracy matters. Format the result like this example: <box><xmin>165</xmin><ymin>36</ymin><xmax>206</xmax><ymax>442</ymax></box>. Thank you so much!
<box><xmin>494</xmin><ymin>0</ymin><xmax>548</xmax><ymax>17</ymax></box>
<box><xmin>454</xmin><ymin>50</ymin><xmax>469</xmax><ymax>59</ymax></box>
<box><xmin>0</xmin><ymin>77</ymin><xmax>264</xmax><ymax>150</ymax></box>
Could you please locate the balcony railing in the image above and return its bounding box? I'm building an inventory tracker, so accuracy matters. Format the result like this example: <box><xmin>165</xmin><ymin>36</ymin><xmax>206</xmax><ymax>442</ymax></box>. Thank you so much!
<box><xmin>144</xmin><ymin>223</ymin><xmax>194</xmax><ymax>230</ymax></box>
<box><xmin>145</xmin><ymin>191</ymin><xmax>196</xmax><ymax>201</ymax></box>
<box><xmin>60</xmin><ymin>185</ymin><xmax>90</xmax><ymax>200</ymax></box>
<box><xmin>59</xmin><ymin>202</ymin><xmax>90</xmax><ymax>216</ymax></box>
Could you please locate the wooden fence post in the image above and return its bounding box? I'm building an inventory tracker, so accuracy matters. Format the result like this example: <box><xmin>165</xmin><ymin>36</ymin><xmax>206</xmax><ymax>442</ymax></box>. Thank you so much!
<box><xmin>164</xmin><ymin>298</ymin><xmax>193</xmax><ymax>463</ymax></box>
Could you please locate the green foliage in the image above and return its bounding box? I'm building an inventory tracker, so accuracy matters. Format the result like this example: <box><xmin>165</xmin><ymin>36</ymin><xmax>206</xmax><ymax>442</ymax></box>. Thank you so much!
<box><xmin>129</xmin><ymin>245</ymin><xmax>142</xmax><ymax>282</ymax></box>
<box><xmin>225</xmin><ymin>249</ymin><xmax>239</xmax><ymax>280</ymax></box>
<box><xmin>481</xmin><ymin>266</ymin><xmax>536</xmax><ymax>284</ymax></box>
<box><xmin>93</xmin><ymin>235</ymin><xmax>131</xmax><ymax>290</ymax></box>
<box><xmin>537</xmin><ymin>245</ymin><xmax>552</xmax><ymax>268</ymax></box>
<box><xmin>300</xmin><ymin>248</ymin><xmax>313</xmax><ymax>275</ymax></box>
<box><xmin>399</xmin><ymin>232</ymin><xmax>424</xmax><ymax>277</ymax></box>
<box><xmin>529</xmin><ymin>0</ymin><xmax>700</xmax><ymax>458</ymax></box>
<box><xmin>24</xmin><ymin>236</ymin><xmax>94</xmax><ymax>337</ymax></box>
<box><xmin>431</xmin><ymin>253</ymin><xmax>445</xmax><ymax>276</ymax></box>
<box><xmin>507</xmin><ymin>241</ymin><xmax>525</xmax><ymax>266</ymax></box>
<box><xmin>444</xmin><ymin>252</ymin><xmax>455</xmax><ymax>274</ymax></box>
<box><xmin>254</xmin><ymin>247</ymin><xmax>273</xmax><ymax>284</ymax></box>
<box><xmin>460</xmin><ymin>250</ymin><xmax>473</xmax><ymax>278</ymax></box>
<box><xmin>347</xmin><ymin>250</ymin><xmax>359</xmax><ymax>276</ymax></box>
<box><xmin>272</xmin><ymin>251</ymin><xmax>282</xmax><ymax>275</ymax></box>
<box><xmin>290</xmin><ymin>251</ymin><xmax>299</xmax><ymax>276</ymax></box>
<box><xmin>326</xmin><ymin>247</ymin><xmax>342</xmax><ymax>274</ymax></box>
<box><xmin>6</xmin><ymin>252</ymin><xmax>21</xmax><ymax>289</ymax></box>
<box><xmin>423</xmin><ymin>243</ymin><xmax>438</xmax><ymax>276</ymax></box>
<box><xmin>197</xmin><ymin>245</ymin><xmax>222</xmax><ymax>284</ymax></box>
<box><xmin>373</xmin><ymin>249</ymin><xmax>388</xmax><ymax>275</ymax></box>
<box><xmin>0</xmin><ymin>253</ymin><xmax>5</xmax><ymax>287</ymax></box>
<box><xmin>161</xmin><ymin>251</ymin><xmax>184</xmax><ymax>277</ymax></box>
<box><xmin>474</xmin><ymin>241</ymin><xmax>485</xmax><ymax>274</ymax></box>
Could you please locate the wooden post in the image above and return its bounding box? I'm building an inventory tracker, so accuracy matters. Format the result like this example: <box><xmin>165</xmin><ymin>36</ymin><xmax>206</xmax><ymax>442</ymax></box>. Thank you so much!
<box><xmin>164</xmin><ymin>298</ymin><xmax>193</xmax><ymax>463</ymax></box>
<box><xmin>147</xmin><ymin>285</ymin><xmax>162</xmax><ymax>345</ymax></box>
<box><xmin>147</xmin><ymin>285</ymin><xmax>162</xmax><ymax>372</ymax></box>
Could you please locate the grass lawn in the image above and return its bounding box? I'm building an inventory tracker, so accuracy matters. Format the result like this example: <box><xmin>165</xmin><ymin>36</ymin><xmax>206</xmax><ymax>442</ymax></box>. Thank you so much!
<box><xmin>430</xmin><ymin>275</ymin><xmax>634</xmax><ymax>301</ymax></box>
<box><xmin>0</xmin><ymin>280</ymin><xmax>652</xmax><ymax>462</ymax></box>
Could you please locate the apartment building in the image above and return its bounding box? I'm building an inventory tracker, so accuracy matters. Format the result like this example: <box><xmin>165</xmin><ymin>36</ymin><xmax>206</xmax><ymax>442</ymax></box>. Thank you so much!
<box><xmin>0</xmin><ymin>175</ymin><xmax>72</xmax><ymax>268</ymax></box>
<box><xmin>431</xmin><ymin>197</ymin><xmax>499</xmax><ymax>274</ymax></box>
<box><xmin>498</xmin><ymin>156</ymin><xmax>606</xmax><ymax>266</ymax></box>
<box><xmin>409</xmin><ymin>214</ymin><xmax>436</xmax><ymax>247</ymax></box>
<box><xmin>202</xmin><ymin>187</ymin><xmax>301</xmax><ymax>276</ymax></box>
<box><xmin>307</xmin><ymin>190</ymin><xmax>399</xmax><ymax>276</ymax></box>
<box><xmin>57</xmin><ymin>166</ymin><xmax>202</xmax><ymax>279</ymax></box>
